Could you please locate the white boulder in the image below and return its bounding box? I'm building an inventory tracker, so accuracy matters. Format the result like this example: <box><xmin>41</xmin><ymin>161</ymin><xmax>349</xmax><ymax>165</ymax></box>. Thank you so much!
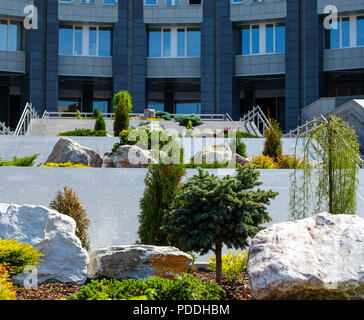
<box><xmin>88</xmin><ymin>245</ymin><xmax>193</xmax><ymax>280</ymax></box>
<box><xmin>194</xmin><ymin>143</ymin><xmax>233</xmax><ymax>164</ymax></box>
<box><xmin>103</xmin><ymin>145</ymin><xmax>158</xmax><ymax>168</ymax></box>
<box><xmin>0</xmin><ymin>203</ymin><xmax>89</xmax><ymax>285</ymax></box>
<box><xmin>45</xmin><ymin>137</ymin><xmax>102</xmax><ymax>167</ymax></box>
<box><xmin>248</xmin><ymin>212</ymin><xmax>364</xmax><ymax>300</ymax></box>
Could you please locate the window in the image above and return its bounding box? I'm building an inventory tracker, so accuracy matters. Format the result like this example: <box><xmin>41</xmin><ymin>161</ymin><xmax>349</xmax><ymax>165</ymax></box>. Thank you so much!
<box><xmin>358</xmin><ymin>16</ymin><xmax>364</xmax><ymax>46</ymax></box>
<box><xmin>81</xmin><ymin>0</ymin><xmax>95</xmax><ymax>4</ymax></box>
<box><xmin>147</xmin><ymin>27</ymin><xmax>201</xmax><ymax>58</ymax></box>
<box><xmin>240</xmin><ymin>22</ymin><xmax>285</xmax><ymax>55</ymax></box>
<box><xmin>231</xmin><ymin>0</ymin><xmax>243</xmax><ymax>3</ymax></box>
<box><xmin>148</xmin><ymin>101</ymin><xmax>165</xmax><ymax>111</ymax></box>
<box><xmin>59</xmin><ymin>25</ymin><xmax>113</xmax><ymax>57</ymax></box>
<box><xmin>176</xmin><ymin>102</ymin><xmax>201</xmax><ymax>114</ymax></box>
<box><xmin>145</xmin><ymin>0</ymin><xmax>157</xmax><ymax>5</ymax></box>
<box><xmin>104</xmin><ymin>0</ymin><xmax>118</xmax><ymax>4</ymax></box>
<box><xmin>0</xmin><ymin>20</ymin><xmax>22</xmax><ymax>51</ymax></box>
<box><xmin>166</xmin><ymin>0</ymin><xmax>180</xmax><ymax>5</ymax></box>
<box><xmin>93</xmin><ymin>100</ymin><xmax>109</xmax><ymax>114</ymax></box>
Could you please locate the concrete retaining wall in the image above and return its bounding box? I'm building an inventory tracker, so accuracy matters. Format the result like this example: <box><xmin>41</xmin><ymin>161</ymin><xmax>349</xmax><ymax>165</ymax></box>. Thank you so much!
<box><xmin>0</xmin><ymin>167</ymin><xmax>363</xmax><ymax>260</ymax></box>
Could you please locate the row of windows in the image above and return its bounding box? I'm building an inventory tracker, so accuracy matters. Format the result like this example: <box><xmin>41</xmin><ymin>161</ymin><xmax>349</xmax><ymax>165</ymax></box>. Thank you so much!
<box><xmin>326</xmin><ymin>15</ymin><xmax>364</xmax><ymax>49</ymax></box>
<box><xmin>0</xmin><ymin>20</ymin><xmax>22</xmax><ymax>51</ymax></box>
<box><xmin>145</xmin><ymin>0</ymin><xmax>201</xmax><ymax>5</ymax></box>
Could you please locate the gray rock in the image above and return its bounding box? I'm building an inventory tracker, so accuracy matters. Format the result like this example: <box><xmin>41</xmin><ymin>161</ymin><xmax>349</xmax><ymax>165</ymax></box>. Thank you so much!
<box><xmin>45</xmin><ymin>137</ymin><xmax>102</xmax><ymax>167</ymax></box>
<box><xmin>144</xmin><ymin>109</ymin><xmax>156</xmax><ymax>120</ymax></box>
<box><xmin>232</xmin><ymin>153</ymin><xmax>250</xmax><ymax>167</ymax></box>
<box><xmin>248</xmin><ymin>212</ymin><xmax>364</xmax><ymax>300</ymax></box>
<box><xmin>194</xmin><ymin>142</ymin><xmax>233</xmax><ymax>164</ymax></box>
<box><xmin>102</xmin><ymin>145</ymin><xmax>157</xmax><ymax>168</ymax></box>
<box><xmin>0</xmin><ymin>203</ymin><xmax>89</xmax><ymax>285</ymax></box>
<box><xmin>88</xmin><ymin>245</ymin><xmax>193</xmax><ymax>280</ymax></box>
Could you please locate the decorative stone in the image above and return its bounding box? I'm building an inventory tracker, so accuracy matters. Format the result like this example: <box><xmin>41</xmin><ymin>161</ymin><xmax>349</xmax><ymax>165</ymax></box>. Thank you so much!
<box><xmin>248</xmin><ymin>212</ymin><xmax>364</xmax><ymax>300</ymax></box>
<box><xmin>144</xmin><ymin>109</ymin><xmax>156</xmax><ymax>120</ymax></box>
<box><xmin>232</xmin><ymin>153</ymin><xmax>250</xmax><ymax>167</ymax></box>
<box><xmin>194</xmin><ymin>143</ymin><xmax>233</xmax><ymax>163</ymax></box>
<box><xmin>137</xmin><ymin>122</ymin><xmax>164</xmax><ymax>132</ymax></box>
<box><xmin>102</xmin><ymin>145</ymin><xmax>158</xmax><ymax>168</ymax></box>
<box><xmin>0</xmin><ymin>203</ymin><xmax>89</xmax><ymax>285</ymax></box>
<box><xmin>45</xmin><ymin>137</ymin><xmax>103</xmax><ymax>167</ymax></box>
<box><xmin>87</xmin><ymin>245</ymin><xmax>193</xmax><ymax>280</ymax></box>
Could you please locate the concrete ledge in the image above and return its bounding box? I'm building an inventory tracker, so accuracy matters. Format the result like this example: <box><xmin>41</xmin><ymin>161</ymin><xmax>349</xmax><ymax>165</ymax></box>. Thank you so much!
<box><xmin>235</xmin><ymin>54</ymin><xmax>285</xmax><ymax>76</ymax></box>
<box><xmin>0</xmin><ymin>50</ymin><xmax>25</xmax><ymax>74</ymax></box>
<box><xmin>231</xmin><ymin>0</ymin><xmax>286</xmax><ymax>22</ymax></box>
<box><xmin>147</xmin><ymin>58</ymin><xmax>200</xmax><ymax>78</ymax></box>
<box><xmin>324</xmin><ymin>47</ymin><xmax>364</xmax><ymax>71</ymax></box>
<box><xmin>0</xmin><ymin>0</ymin><xmax>33</xmax><ymax>18</ymax></box>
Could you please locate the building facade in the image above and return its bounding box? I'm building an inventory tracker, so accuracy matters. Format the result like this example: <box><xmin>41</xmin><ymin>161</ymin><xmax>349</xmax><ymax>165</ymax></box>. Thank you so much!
<box><xmin>0</xmin><ymin>0</ymin><xmax>364</xmax><ymax>130</ymax></box>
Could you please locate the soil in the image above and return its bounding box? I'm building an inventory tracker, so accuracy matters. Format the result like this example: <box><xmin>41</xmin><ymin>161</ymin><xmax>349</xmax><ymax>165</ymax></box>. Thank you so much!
<box><xmin>195</xmin><ymin>270</ymin><xmax>251</xmax><ymax>300</ymax></box>
<box><xmin>14</xmin><ymin>271</ymin><xmax>251</xmax><ymax>301</ymax></box>
<box><xmin>16</xmin><ymin>283</ymin><xmax>81</xmax><ymax>301</ymax></box>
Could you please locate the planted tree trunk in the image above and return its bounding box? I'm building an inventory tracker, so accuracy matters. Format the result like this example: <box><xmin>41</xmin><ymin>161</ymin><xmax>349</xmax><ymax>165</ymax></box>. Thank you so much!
<box><xmin>215</xmin><ymin>243</ymin><xmax>222</xmax><ymax>284</ymax></box>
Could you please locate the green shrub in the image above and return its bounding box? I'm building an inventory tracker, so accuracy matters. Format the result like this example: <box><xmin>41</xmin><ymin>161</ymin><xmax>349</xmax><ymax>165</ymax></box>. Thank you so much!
<box><xmin>113</xmin><ymin>90</ymin><xmax>132</xmax><ymax>137</ymax></box>
<box><xmin>207</xmin><ymin>250</ymin><xmax>248</xmax><ymax>282</ymax></box>
<box><xmin>0</xmin><ymin>155</ymin><xmax>38</xmax><ymax>167</ymax></box>
<box><xmin>50</xmin><ymin>186</ymin><xmax>91</xmax><ymax>251</ymax></box>
<box><xmin>68</xmin><ymin>273</ymin><xmax>224</xmax><ymax>300</ymax></box>
<box><xmin>59</xmin><ymin>129</ymin><xmax>107</xmax><ymax>137</ymax></box>
<box><xmin>94</xmin><ymin>114</ymin><xmax>106</xmax><ymax>132</ymax></box>
<box><xmin>76</xmin><ymin>110</ymin><xmax>82</xmax><ymax>119</ymax></box>
<box><xmin>0</xmin><ymin>239</ymin><xmax>43</xmax><ymax>276</ymax></box>
<box><xmin>175</xmin><ymin>114</ymin><xmax>203</xmax><ymax>127</ymax></box>
<box><xmin>156</xmin><ymin>111</ymin><xmax>172</xmax><ymax>121</ymax></box>
<box><xmin>136</xmin><ymin>120</ymin><xmax>151</xmax><ymax>127</ymax></box>
<box><xmin>184</xmin><ymin>158</ymin><xmax>229</xmax><ymax>169</ymax></box>
<box><xmin>224</xmin><ymin>129</ymin><xmax>259</xmax><ymax>139</ymax></box>
<box><xmin>92</xmin><ymin>107</ymin><xmax>101</xmax><ymax>119</ymax></box>
<box><xmin>138</xmin><ymin>163</ymin><xmax>186</xmax><ymax>246</ymax></box>
<box><xmin>0</xmin><ymin>266</ymin><xmax>16</xmax><ymax>300</ymax></box>
<box><xmin>263</xmin><ymin>119</ymin><xmax>282</xmax><ymax>159</ymax></box>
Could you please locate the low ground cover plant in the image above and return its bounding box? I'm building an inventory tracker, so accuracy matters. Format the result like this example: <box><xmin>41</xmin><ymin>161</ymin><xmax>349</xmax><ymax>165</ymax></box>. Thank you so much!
<box><xmin>207</xmin><ymin>250</ymin><xmax>248</xmax><ymax>282</ymax></box>
<box><xmin>249</xmin><ymin>155</ymin><xmax>304</xmax><ymax>169</ymax></box>
<box><xmin>0</xmin><ymin>238</ymin><xmax>43</xmax><ymax>276</ymax></box>
<box><xmin>68</xmin><ymin>273</ymin><xmax>224</xmax><ymax>300</ymax></box>
<box><xmin>0</xmin><ymin>266</ymin><xmax>16</xmax><ymax>300</ymax></box>
<box><xmin>175</xmin><ymin>114</ymin><xmax>203</xmax><ymax>127</ymax></box>
<box><xmin>0</xmin><ymin>155</ymin><xmax>38</xmax><ymax>167</ymax></box>
<box><xmin>39</xmin><ymin>162</ymin><xmax>91</xmax><ymax>168</ymax></box>
<box><xmin>50</xmin><ymin>186</ymin><xmax>91</xmax><ymax>251</ymax></box>
<box><xmin>155</xmin><ymin>111</ymin><xmax>172</xmax><ymax>121</ymax></box>
<box><xmin>223</xmin><ymin>128</ymin><xmax>259</xmax><ymax>139</ymax></box>
<box><xmin>59</xmin><ymin>129</ymin><xmax>107</xmax><ymax>137</ymax></box>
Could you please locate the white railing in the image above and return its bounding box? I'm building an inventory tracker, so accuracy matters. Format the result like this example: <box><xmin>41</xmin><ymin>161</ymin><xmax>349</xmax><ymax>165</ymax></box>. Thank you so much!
<box><xmin>0</xmin><ymin>122</ymin><xmax>12</xmax><ymax>135</ymax></box>
<box><xmin>42</xmin><ymin>111</ymin><xmax>232</xmax><ymax>121</ymax></box>
<box><xmin>240</xmin><ymin>105</ymin><xmax>272</xmax><ymax>136</ymax></box>
<box><xmin>14</xmin><ymin>103</ymin><xmax>39</xmax><ymax>136</ymax></box>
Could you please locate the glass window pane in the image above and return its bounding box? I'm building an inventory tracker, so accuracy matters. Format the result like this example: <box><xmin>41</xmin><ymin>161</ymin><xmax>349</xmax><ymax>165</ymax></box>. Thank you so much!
<box><xmin>357</xmin><ymin>16</ymin><xmax>364</xmax><ymax>46</ymax></box>
<box><xmin>89</xmin><ymin>27</ymin><xmax>97</xmax><ymax>56</ymax></box>
<box><xmin>187</xmin><ymin>28</ymin><xmax>200</xmax><ymax>57</ymax></box>
<box><xmin>329</xmin><ymin>20</ymin><xmax>340</xmax><ymax>49</ymax></box>
<box><xmin>177</xmin><ymin>29</ymin><xmax>185</xmax><ymax>57</ymax></box>
<box><xmin>148</xmin><ymin>101</ymin><xmax>164</xmax><ymax>112</ymax></box>
<box><xmin>9</xmin><ymin>23</ymin><xmax>20</xmax><ymax>51</ymax></box>
<box><xmin>176</xmin><ymin>102</ymin><xmax>201</xmax><ymax>114</ymax></box>
<box><xmin>99</xmin><ymin>28</ymin><xmax>112</xmax><ymax>56</ymax></box>
<box><xmin>93</xmin><ymin>101</ymin><xmax>108</xmax><ymax>113</ymax></box>
<box><xmin>342</xmin><ymin>18</ymin><xmax>350</xmax><ymax>48</ymax></box>
<box><xmin>252</xmin><ymin>25</ymin><xmax>259</xmax><ymax>54</ymax></box>
<box><xmin>266</xmin><ymin>24</ymin><xmax>273</xmax><ymax>53</ymax></box>
<box><xmin>148</xmin><ymin>29</ymin><xmax>161</xmax><ymax>57</ymax></box>
<box><xmin>74</xmin><ymin>27</ymin><xmax>83</xmax><ymax>55</ymax></box>
<box><xmin>0</xmin><ymin>21</ymin><xmax>8</xmax><ymax>51</ymax></box>
<box><xmin>275</xmin><ymin>23</ymin><xmax>285</xmax><ymax>53</ymax></box>
<box><xmin>59</xmin><ymin>27</ymin><xmax>73</xmax><ymax>55</ymax></box>
<box><xmin>242</xmin><ymin>25</ymin><xmax>250</xmax><ymax>55</ymax></box>
<box><xmin>163</xmin><ymin>29</ymin><xmax>171</xmax><ymax>57</ymax></box>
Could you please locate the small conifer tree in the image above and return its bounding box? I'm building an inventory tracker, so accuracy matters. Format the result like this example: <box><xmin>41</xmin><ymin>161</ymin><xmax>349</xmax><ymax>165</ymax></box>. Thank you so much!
<box><xmin>263</xmin><ymin>119</ymin><xmax>282</xmax><ymax>159</ymax></box>
<box><xmin>138</xmin><ymin>163</ymin><xmax>186</xmax><ymax>245</ymax></box>
<box><xmin>50</xmin><ymin>186</ymin><xmax>91</xmax><ymax>251</ymax></box>
<box><xmin>94</xmin><ymin>113</ymin><xmax>106</xmax><ymax>131</ymax></box>
<box><xmin>93</xmin><ymin>107</ymin><xmax>101</xmax><ymax>119</ymax></box>
<box><xmin>113</xmin><ymin>90</ymin><xmax>132</xmax><ymax>137</ymax></box>
<box><xmin>165</xmin><ymin>165</ymin><xmax>278</xmax><ymax>283</ymax></box>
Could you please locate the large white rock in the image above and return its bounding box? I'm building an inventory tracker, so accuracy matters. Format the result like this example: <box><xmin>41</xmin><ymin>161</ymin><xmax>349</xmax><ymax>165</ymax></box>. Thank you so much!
<box><xmin>194</xmin><ymin>142</ymin><xmax>233</xmax><ymax>164</ymax></box>
<box><xmin>103</xmin><ymin>145</ymin><xmax>158</xmax><ymax>168</ymax></box>
<box><xmin>88</xmin><ymin>245</ymin><xmax>193</xmax><ymax>280</ymax></box>
<box><xmin>45</xmin><ymin>137</ymin><xmax>103</xmax><ymax>167</ymax></box>
<box><xmin>248</xmin><ymin>212</ymin><xmax>364</xmax><ymax>300</ymax></box>
<box><xmin>0</xmin><ymin>203</ymin><xmax>89</xmax><ymax>285</ymax></box>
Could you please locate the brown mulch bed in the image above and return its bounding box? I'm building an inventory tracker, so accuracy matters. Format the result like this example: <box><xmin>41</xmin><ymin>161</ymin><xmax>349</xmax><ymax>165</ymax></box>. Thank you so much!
<box><xmin>194</xmin><ymin>270</ymin><xmax>251</xmax><ymax>300</ymax></box>
<box><xmin>16</xmin><ymin>283</ymin><xmax>81</xmax><ymax>300</ymax></box>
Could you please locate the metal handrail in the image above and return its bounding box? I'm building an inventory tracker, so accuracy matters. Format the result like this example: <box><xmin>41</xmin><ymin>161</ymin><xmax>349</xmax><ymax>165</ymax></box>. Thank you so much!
<box><xmin>240</xmin><ymin>105</ymin><xmax>272</xmax><ymax>136</ymax></box>
<box><xmin>0</xmin><ymin>122</ymin><xmax>12</xmax><ymax>135</ymax></box>
<box><xmin>14</xmin><ymin>103</ymin><xmax>39</xmax><ymax>136</ymax></box>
